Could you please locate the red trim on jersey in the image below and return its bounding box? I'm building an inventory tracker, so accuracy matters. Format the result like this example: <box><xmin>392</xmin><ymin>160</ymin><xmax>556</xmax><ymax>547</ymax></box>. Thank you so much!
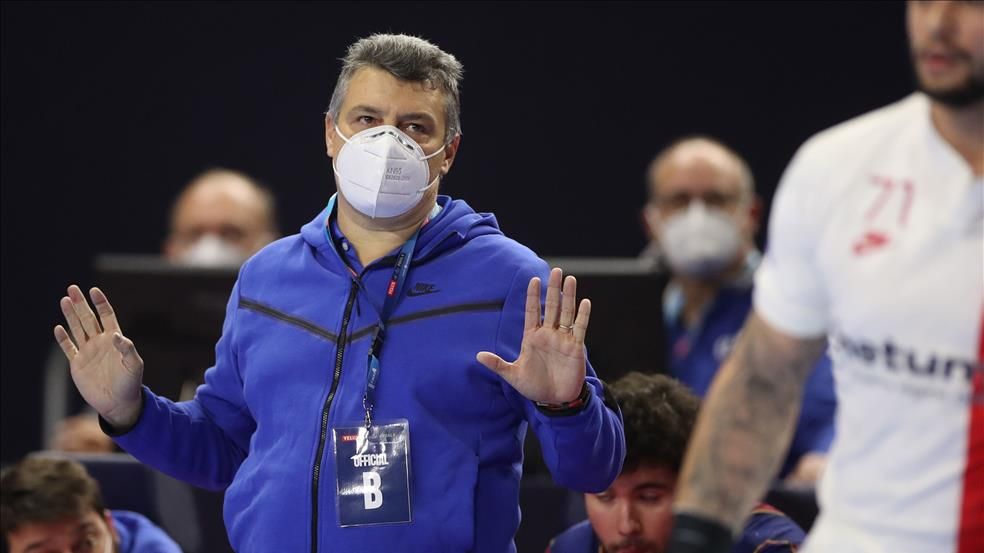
<box><xmin>958</xmin><ymin>309</ymin><xmax>984</xmax><ymax>552</ymax></box>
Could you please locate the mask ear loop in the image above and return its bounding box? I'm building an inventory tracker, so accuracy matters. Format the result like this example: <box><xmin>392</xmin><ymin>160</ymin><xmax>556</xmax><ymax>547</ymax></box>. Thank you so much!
<box><xmin>415</xmin><ymin>141</ymin><xmax>449</xmax><ymax>193</ymax></box>
<box><xmin>330</xmin><ymin>125</ymin><xmax>353</xmax><ymax>177</ymax></box>
<box><xmin>417</xmin><ymin>130</ymin><xmax>461</xmax><ymax>192</ymax></box>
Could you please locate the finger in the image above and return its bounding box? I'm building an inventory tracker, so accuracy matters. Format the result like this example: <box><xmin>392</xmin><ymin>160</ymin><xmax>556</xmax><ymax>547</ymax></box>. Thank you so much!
<box><xmin>572</xmin><ymin>298</ymin><xmax>591</xmax><ymax>345</ymax></box>
<box><xmin>53</xmin><ymin>325</ymin><xmax>78</xmax><ymax>360</ymax></box>
<box><xmin>542</xmin><ymin>267</ymin><xmax>563</xmax><ymax>328</ymax></box>
<box><xmin>524</xmin><ymin>277</ymin><xmax>541</xmax><ymax>331</ymax></box>
<box><xmin>68</xmin><ymin>285</ymin><xmax>102</xmax><ymax>338</ymax></box>
<box><xmin>61</xmin><ymin>296</ymin><xmax>88</xmax><ymax>344</ymax></box>
<box><xmin>476</xmin><ymin>351</ymin><xmax>515</xmax><ymax>379</ymax></box>
<box><xmin>558</xmin><ymin>275</ymin><xmax>577</xmax><ymax>330</ymax></box>
<box><xmin>89</xmin><ymin>287</ymin><xmax>120</xmax><ymax>333</ymax></box>
<box><xmin>113</xmin><ymin>332</ymin><xmax>143</xmax><ymax>374</ymax></box>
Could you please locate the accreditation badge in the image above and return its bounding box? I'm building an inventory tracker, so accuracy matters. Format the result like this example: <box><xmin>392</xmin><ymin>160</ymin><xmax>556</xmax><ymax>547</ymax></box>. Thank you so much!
<box><xmin>332</xmin><ymin>419</ymin><xmax>412</xmax><ymax>527</ymax></box>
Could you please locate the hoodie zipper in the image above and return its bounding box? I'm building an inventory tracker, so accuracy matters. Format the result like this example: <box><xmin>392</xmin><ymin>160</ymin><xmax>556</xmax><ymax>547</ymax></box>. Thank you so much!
<box><xmin>310</xmin><ymin>278</ymin><xmax>359</xmax><ymax>553</ymax></box>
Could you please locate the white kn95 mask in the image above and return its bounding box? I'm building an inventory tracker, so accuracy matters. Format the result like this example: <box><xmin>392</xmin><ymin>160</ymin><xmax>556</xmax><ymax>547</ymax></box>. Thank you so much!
<box><xmin>659</xmin><ymin>201</ymin><xmax>741</xmax><ymax>278</ymax></box>
<box><xmin>332</xmin><ymin>125</ymin><xmax>446</xmax><ymax>219</ymax></box>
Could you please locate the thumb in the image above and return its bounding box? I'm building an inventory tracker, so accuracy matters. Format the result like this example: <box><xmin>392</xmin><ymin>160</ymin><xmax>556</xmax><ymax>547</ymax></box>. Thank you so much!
<box><xmin>476</xmin><ymin>351</ymin><xmax>514</xmax><ymax>378</ymax></box>
<box><xmin>113</xmin><ymin>332</ymin><xmax>143</xmax><ymax>372</ymax></box>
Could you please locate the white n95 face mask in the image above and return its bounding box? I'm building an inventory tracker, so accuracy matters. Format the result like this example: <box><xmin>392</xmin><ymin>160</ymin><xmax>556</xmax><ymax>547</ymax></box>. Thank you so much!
<box><xmin>176</xmin><ymin>234</ymin><xmax>248</xmax><ymax>267</ymax></box>
<box><xmin>659</xmin><ymin>201</ymin><xmax>741</xmax><ymax>278</ymax></box>
<box><xmin>332</xmin><ymin>125</ymin><xmax>446</xmax><ymax>219</ymax></box>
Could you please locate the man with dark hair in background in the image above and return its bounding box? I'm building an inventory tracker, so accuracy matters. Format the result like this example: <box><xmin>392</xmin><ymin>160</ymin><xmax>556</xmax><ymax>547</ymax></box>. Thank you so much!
<box><xmin>641</xmin><ymin>137</ymin><xmax>835</xmax><ymax>485</ymax></box>
<box><xmin>667</xmin><ymin>2</ymin><xmax>983</xmax><ymax>552</ymax></box>
<box><xmin>1</xmin><ymin>456</ymin><xmax>181</xmax><ymax>553</ymax></box>
<box><xmin>52</xmin><ymin>33</ymin><xmax>624</xmax><ymax>552</ymax></box>
<box><xmin>548</xmin><ymin>372</ymin><xmax>803</xmax><ymax>553</ymax></box>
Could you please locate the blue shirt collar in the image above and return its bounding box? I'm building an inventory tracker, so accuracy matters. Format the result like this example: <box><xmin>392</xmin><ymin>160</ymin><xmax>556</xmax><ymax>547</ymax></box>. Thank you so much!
<box><xmin>662</xmin><ymin>249</ymin><xmax>761</xmax><ymax>330</ymax></box>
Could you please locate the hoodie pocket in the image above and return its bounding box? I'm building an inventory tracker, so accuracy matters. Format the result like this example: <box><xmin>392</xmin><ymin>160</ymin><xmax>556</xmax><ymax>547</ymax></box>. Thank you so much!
<box><xmin>429</xmin><ymin>447</ymin><xmax>478</xmax><ymax>552</ymax></box>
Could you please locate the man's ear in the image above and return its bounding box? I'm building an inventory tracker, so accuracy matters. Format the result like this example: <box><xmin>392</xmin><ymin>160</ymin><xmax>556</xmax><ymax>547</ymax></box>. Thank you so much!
<box><xmin>162</xmin><ymin>237</ymin><xmax>176</xmax><ymax>260</ymax></box>
<box><xmin>325</xmin><ymin>114</ymin><xmax>338</xmax><ymax>159</ymax></box>
<box><xmin>439</xmin><ymin>134</ymin><xmax>462</xmax><ymax>176</ymax></box>
<box><xmin>745</xmin><ymin>196</ymin><xmax>763</xmax><ymax>242</ymax></box>
<box><xmin>642</xmin><ymin>203</ymin><xmax>661</xmax><ymax>242</ymax></box>
<box><xmin>103</xmin><ymin>509</ymin><xmax>119</xmax><ymax>542</ymax></box>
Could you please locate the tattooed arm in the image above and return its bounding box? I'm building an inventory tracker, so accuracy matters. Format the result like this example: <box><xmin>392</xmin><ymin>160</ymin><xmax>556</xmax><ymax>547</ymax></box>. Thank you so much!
<box><xmin>673</xmin><ymin>311</ymin><xmax>827</xmax><ymax>532</ymax></box>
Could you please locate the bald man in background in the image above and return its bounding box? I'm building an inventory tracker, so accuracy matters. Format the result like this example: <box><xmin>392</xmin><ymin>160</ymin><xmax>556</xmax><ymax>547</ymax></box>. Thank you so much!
<box><xmin>50</xmin><ymin>168</ymin><xmax>279</xmax><ymax>453</ymax></box>
<box><xmin>641</xmin><ymin>137</ymin><xmax>836</xmax><ymax>485</ymax></box>
<box><xmin>164</xmin><ymin>168</ymin><xmax>278</xmax><ymax>267</ymax></box>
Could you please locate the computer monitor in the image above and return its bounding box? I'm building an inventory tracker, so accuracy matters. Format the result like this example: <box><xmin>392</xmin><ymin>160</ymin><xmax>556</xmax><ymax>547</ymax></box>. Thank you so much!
<box><xmin>542</xmin><ymin>257</ymin><xmax>670</xmax><ymax>383</ymax></box>
<box><xmin>92</xmin><ymin>255</ymin><xmax>239</xmax><ymax>401</ymax></box>
<box><xmin>90</xmin><ymin>255</ymin><xmax>669</xmax><ymax>401</ymax></box>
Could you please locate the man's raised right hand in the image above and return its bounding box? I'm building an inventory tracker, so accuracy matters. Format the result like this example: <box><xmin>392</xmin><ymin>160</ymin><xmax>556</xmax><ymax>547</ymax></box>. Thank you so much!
<box><xmin>54</xmin><ymin>285</ymin><xmax>144</xmax><ymax>430</ymax></box>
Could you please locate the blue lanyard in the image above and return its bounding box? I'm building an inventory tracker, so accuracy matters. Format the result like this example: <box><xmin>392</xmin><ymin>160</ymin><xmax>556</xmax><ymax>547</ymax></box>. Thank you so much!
<box><xmin>363</xmin><ymin>231</ymin><xmax>418</xmax><ymax>427</ymax></box>
<box><xmin>321</xmin><ymin>195</ymin><xmax>435</xmax><ymax>427</ymax></box>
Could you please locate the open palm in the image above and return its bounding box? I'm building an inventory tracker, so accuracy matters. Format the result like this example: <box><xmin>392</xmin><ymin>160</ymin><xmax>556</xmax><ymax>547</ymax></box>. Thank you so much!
<box><xmin>477</xmin><ymin>268</ymin><xmax>591</xmax><ymax>405</ymax></box>
<box><xmin>54</xmin><ymin>285</ymin><xmax>145</xmax><ymax>428</ymax></box>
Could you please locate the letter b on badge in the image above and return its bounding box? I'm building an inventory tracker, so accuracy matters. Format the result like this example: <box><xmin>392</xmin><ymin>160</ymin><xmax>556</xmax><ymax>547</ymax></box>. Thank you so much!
<box><xmin>363</xmin><ymin>471</ymin><xmax>383</xmax><ymax>509</ymax></box>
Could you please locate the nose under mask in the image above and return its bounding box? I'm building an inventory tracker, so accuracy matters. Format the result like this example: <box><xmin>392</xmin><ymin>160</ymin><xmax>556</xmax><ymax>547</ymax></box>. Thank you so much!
<box><xmin>332</xmin><ymin>125</ymin><xmax>446</xmax><ymax>219</ymax></box>
<box><xmin>658</xmin><ymin>201</ymin><xmax>742</xmax><ymax>278</ymax></box>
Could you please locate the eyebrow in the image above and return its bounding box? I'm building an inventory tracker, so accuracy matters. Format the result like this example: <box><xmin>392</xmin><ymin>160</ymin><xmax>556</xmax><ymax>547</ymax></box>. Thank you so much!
<box><xmin>346</xmin><ymin>106</ymin><xmax>437</xmax><ymax>126</ymax></box>
<box><xmin>348</xmin><ymin>105</ymin><xmax>384</xmax><ymax>116</ymax></box>
<box><xmin>23</xmin><ymin>520</ymin><xmax>98</xmax><ymax>551</ymax></box>
<box><xmin>397</xmin><ymin>112</ymin><xmax>436</xmax><ymax>125</ymax></box>
<box><xmin>634</xmin><ymin>482</ymin><xmax>672</xmax><ymax>492</ymax></box>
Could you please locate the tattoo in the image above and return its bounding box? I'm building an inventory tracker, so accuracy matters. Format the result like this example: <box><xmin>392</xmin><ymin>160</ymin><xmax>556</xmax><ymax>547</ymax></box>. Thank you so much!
<box><xmin>675</xmin><ymin>313</ymin><xmax>826</xmax><ymax>529</ymax></box>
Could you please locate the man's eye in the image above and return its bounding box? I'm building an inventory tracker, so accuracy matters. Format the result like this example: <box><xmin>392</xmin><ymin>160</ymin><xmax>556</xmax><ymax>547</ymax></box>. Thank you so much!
<box><xmin>638</xmin><ymin>493</ymin><xmax>667</xmax><ymax>503</ymax></box>
<box><xmin>593</xmin><ymin>493</ymin><xmax>614</xmax><ymax>503</ymax></box>
<box><xmin>704</xmin><ymin>192</ymin><xmax>728</xmax><ymax>206</ymax></box>
<box><xmin>356</xmin><ymin>115</ymin><xmax>375</xmax><ymax>125</ymax></box>
<box><xmin>404</xmin><ymin>123</ymin><xmax>426</xmax><ymax>134</ymax></box>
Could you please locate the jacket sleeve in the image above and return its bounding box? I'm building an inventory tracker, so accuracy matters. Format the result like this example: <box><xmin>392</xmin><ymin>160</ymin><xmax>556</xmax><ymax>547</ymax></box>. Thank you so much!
<box><xmin>496</xmin><ymin>260</ymin><xmax>625</xmax><ymax>493</ymax></box>
<box><xmin>107</xmin><ymin>274</ymin><xmax>255</xmax><ymax>491</ymax></box>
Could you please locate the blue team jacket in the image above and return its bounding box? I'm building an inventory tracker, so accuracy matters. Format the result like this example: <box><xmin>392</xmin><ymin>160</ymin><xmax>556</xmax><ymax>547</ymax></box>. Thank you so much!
<box><xmin>664</xmin><ymin>274</ymin><xmax>837</xmax><ymax>477</ymax></box>
<box><xmin>111</xmin><ymin>510</ymin><xmax>182</xmax><ymax>553</ymax></box>
<box><xmin>547</xmin><ymin>504</ymin><xmax>805</xmax><ymax>553</ymax></box>
<box><xmin>112</xmin><ymin>195</ymin><xmax>625</xmax><ymax>553</ymax></box>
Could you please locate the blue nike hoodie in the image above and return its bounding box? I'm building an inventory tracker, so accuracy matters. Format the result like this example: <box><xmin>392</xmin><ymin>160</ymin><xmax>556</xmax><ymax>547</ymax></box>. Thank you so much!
<box><xmin>112</xmin><ymin>195</ymin><xmax>625</xmax><ymax>552</ymax></box>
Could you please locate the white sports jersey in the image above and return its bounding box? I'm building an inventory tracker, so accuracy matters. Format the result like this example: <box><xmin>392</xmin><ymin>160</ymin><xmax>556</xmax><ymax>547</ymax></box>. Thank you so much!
<box><xmin>754</xmin><ymin>93</ymin><xmax>983</xmax><ymax>552</ymax></box>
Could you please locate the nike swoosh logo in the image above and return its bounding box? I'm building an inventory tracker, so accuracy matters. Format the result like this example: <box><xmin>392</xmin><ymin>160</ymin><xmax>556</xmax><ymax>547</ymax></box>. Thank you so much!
<box><xmin>406</xmin><ymin>288</ymin><xmax>440</xmax><ymax>297</ymax></box>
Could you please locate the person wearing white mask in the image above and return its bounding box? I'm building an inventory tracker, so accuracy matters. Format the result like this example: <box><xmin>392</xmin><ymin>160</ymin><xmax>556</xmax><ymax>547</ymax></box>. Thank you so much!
<box><xmin>53</xmin><ymin>34</ymin><xmax>624</xmax><ymax>553</ymax></box>
<box><xmin>47</xmin><ymin>169</ymin><xmax>279</xmax><ymax>456</ymax></box>
<box><xmin>163</xmin><ymin>168</ymin><xmax>278</xmax><ymax>267</ymax></box>
<box><xmin>642</xmin><ymin>137</ymin><xmax>836</xmax><ymax>486</ymax></box>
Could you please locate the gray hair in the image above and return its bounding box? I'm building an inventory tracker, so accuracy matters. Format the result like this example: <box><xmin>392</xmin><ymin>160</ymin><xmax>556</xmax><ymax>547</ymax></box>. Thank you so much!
<box><xmin>327</xmin><ymin>34</ymin><xmax>464</xmax><ymax>142</ymax></box>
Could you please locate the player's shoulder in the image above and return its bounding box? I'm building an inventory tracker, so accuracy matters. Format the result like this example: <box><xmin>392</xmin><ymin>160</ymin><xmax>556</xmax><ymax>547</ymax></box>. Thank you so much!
<box><xmin>796</xmin><ymin>93</ymin><xmax>927</xmax><ymax>164</ymax></box>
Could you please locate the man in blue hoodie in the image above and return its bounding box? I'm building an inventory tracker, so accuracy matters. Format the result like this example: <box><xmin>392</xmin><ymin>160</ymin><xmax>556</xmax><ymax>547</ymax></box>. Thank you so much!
<box><xmin>53</xmin><ymin>34</ymin><xmax>625</xmax><ymax>553</ymax></box>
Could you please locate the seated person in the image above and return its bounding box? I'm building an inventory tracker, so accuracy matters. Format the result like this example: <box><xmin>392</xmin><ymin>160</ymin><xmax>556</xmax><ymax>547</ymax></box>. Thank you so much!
<box><xmin>1</xmin><ymin>455</ymin><xmax>182</xmax><ymax>553</ymax></box>
<box><xmin>49</xmin><ymin>168</ymin><xmax>279</xmax><ymax>454</ymax></box>
<box><xmin>640</xmin><ymin>137</ymin><xmax>836</xmax><ymax>484</ymax></box>
<box><xmin>162</xmin><ymin>168</ymin><xmax>279</xmax><ymax>266</ymax></box>
<box><xmin>548</xmin><ymin>372</ymin><xmax>804</xmax><ymax>553</ymax></box>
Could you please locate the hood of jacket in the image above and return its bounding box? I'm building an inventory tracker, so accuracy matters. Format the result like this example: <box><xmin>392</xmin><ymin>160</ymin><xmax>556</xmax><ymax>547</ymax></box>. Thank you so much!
<box><xmin>300</xmin><ymin>194</ymin><xmax>502</xmax><ymax>272</ymax></box>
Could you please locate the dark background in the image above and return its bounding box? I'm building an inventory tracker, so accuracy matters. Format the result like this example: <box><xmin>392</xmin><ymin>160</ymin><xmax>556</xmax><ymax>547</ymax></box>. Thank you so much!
<box><xmin>1</xmin><ymin>1</ymin><xmax>911</xmax><ymax>463</ymax></box>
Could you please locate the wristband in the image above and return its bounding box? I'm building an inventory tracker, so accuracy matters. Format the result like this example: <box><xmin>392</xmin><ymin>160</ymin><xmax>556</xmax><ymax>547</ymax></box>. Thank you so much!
<box><xmin>667</xmin><ymin>512</ymin><xmax>733</xmax><ymax>553</ymax></box>
<box><xmin>534</xmin><ymin>381</ymin><xmax>591</xmax><ymax>417</ymax></box>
